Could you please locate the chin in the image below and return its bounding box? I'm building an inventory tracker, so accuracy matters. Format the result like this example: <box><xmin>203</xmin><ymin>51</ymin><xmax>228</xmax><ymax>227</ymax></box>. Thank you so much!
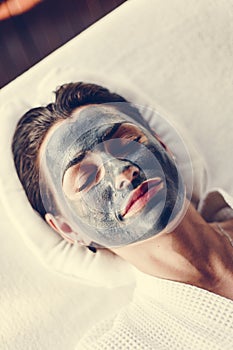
<box><xmin>132</xmin><ymin>185</ymin><xmax>186</xmax><ymax>242</ymax></box>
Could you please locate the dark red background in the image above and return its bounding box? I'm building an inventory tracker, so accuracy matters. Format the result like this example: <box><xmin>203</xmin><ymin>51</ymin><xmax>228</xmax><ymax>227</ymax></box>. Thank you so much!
<box><xmin>0</xmin><ymin>0</ymin><xmax>126</xmax><ymax>88</ymax></box>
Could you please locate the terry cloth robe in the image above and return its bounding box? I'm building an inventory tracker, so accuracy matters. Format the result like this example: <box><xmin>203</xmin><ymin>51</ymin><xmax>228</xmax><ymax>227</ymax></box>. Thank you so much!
<box><xmin>77</xmin><ymin>189</ymin><xmax>233</xmax><ymax>350</ymax></box>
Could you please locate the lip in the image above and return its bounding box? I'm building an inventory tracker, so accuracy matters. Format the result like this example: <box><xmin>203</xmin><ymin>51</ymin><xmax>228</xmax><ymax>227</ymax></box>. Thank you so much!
<box><xmin>120</xmin><ymin>177</ymin><xmax>164</xmax><ymax>219</ymax></box>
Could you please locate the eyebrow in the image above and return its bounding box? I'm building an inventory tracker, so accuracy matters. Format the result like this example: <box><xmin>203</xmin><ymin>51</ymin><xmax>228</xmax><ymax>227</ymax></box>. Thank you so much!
<box><xmin>63</xmin><ymin>152</ymin><xmax>86</xmax><ymax>180</ymax></box>
<box><xmin>102</xmin><ymin>123</ymin><xmax>122</xmax><ymax>141</ymax></box>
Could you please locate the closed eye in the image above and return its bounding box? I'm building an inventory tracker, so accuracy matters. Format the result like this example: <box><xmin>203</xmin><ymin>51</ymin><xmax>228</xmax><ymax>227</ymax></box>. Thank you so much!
<box><xmin>76</xmin><ymin>164</ymin><xmax>100</xmax><ymax>192</ymax></box>
<box><xmin>62</xmin><ymin>152</ymin><xmax>104</xmax><ymax>200</ymax></box>
<box><xmin>104</xmin><ymin>136</ymin><xmax>142</xmax><ymax>158</ymax></box>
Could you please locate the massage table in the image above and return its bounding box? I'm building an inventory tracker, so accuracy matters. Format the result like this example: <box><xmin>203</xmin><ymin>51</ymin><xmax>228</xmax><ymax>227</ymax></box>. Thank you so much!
<box><xmin>1</xmin><ymin>0</ymin><xmax>233</xmax><ymax>348</ymax></box>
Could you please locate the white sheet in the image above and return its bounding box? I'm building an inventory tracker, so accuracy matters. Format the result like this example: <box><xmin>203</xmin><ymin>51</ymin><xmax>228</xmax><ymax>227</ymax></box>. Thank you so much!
<box><xmin>0</xmin><ymin>203</ymin><xmax>133</xmax><ymax>349</ymax></box>
<box><xmin>1</xmin><ymin>0</ymin><xmax>233</xmax><ymax>348</ymax></box>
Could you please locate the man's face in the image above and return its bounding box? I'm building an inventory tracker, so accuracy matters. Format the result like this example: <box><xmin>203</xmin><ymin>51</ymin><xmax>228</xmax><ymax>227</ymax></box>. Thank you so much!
<box><xmin>39</xmin><ymin>104</ymin><xmax>185</xmax><ymax>247</ymax></box>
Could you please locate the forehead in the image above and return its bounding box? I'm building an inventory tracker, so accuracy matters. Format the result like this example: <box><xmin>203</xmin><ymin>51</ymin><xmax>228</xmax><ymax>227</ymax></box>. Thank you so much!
<box><xmin>39</xmin><ymin>103</ymin><xmax>143</xmax><ymax>162</ymax></box>
<box><xmin>39</xmin><ymin>104</ymin><xmax>88</xmax><ymax>162</ymax></box>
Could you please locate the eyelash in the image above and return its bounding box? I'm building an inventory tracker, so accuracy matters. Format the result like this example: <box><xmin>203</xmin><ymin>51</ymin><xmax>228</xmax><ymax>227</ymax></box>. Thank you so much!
<box><xmin>122</xmin><ymin>135</ymin><xmax>141</xmax><ymax>149</ymax></box>
<box><xmin>107</xmin><ymin>135</ymin><xmax>142</xmax><ymax>157</ymax></box>
<box><xmin>76</xmin><ymin>166</ymin><xmax>100</xmax><ymax>192</ymax></box>
<box><xmin>77</xmin><ymin>173</ymin><xmax>95</xmax><ymax>192</ymax></box>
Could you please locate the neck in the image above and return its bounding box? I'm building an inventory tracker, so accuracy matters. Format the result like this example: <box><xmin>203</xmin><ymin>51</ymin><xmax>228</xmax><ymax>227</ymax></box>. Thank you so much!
<box><xmin>113</xmin><ymin>200</ymin><xmax>233</xmax><ymax>299</ymax></box>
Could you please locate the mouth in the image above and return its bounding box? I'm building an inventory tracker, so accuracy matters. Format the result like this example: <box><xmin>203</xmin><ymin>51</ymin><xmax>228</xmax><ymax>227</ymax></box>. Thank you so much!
<box><xmin>120</xmin><ymin>177</ymin><xmax>164</xmax><ymax>219</ymax></box>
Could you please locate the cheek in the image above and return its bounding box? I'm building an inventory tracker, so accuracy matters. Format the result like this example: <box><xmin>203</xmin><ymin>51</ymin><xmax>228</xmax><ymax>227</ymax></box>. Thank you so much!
<box><xmin>81</xmin><ymin>185</ymin><xmax>119</xmax><ymax>228</ymax></box>
<box><xmin>67</xmin><ymin>196</ymin><xmax>90</xmax><ymax>218</ymax></box>
<box><xmin>72</xmin><ymin>184</ymin><xmax>111</xmax><ymax>218</ymax></box>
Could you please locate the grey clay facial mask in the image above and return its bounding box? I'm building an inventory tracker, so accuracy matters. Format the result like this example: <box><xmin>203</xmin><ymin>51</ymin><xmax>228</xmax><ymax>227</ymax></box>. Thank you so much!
<box><xmin>39</xmin><ymin>103</ymin><xmax>187</xmax><ymax>247</ymax></box>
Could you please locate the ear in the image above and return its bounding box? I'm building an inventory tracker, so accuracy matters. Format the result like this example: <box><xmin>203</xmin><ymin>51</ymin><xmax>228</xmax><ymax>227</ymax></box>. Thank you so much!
<box><xmin>45</xmin><ymin>213</ymin><xmax>92</xmax><ymax>246</ymax></box>
<box><xmin>45</xmin><ymin>213</ymin><xmax>76</xmax><ymax>244</ymax></box>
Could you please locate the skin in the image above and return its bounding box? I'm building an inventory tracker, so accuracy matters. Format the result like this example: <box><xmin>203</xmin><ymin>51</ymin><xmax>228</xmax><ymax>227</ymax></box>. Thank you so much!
<box><xmin>112</xmin><ymin>200</ymin><xmax>233</xmax><ymax>300</ymax></box>
<box><xmin>39</xmin><ymin>104</ymin><xmax>233</xmax><ymax>300</ymax></box>
<box><xmin>0</xmin><ymin>0</ymin><xmax>42</xmax><ymax>20</ymax></box>
<box><xmin>40</xmin><ymin>104</ymin><xmax>185</xmax><ymax>247</ymax></box>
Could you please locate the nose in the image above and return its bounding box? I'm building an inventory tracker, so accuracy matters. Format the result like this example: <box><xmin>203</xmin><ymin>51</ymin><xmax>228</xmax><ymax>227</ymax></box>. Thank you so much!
<box><xmin>115</xmin><ymin>164</ymin><xmax>140</xmax><ymax>190</ymax></box>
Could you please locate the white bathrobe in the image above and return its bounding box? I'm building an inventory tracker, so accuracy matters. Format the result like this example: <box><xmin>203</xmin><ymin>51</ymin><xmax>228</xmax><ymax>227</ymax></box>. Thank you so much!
<box><xmin>77</xmin><ymin>190</ymin><xmax>233</xmax><ymax>350</ymax></box>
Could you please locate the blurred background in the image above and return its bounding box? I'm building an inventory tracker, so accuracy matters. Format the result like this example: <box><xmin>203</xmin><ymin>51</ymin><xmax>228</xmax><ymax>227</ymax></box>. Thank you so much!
<box><xmin>0</xmin><ymin>0</ymin><xmax>126</xmax><ymax>88</ymax></box>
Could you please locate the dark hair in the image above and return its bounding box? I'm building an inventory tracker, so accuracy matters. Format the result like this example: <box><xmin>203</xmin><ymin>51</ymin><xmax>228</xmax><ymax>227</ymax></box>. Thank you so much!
<box><xmin>12</xmin><ymin>82</ymin><xmax>149</xmax><ymax>220</ymax></box>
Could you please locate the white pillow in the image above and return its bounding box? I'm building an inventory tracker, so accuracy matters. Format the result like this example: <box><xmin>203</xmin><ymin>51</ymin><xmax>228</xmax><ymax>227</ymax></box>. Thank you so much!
<box><xmin>0</xmin><ymin>72</ymin><xmax>207</xmax><ymax>287</ymax></box>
